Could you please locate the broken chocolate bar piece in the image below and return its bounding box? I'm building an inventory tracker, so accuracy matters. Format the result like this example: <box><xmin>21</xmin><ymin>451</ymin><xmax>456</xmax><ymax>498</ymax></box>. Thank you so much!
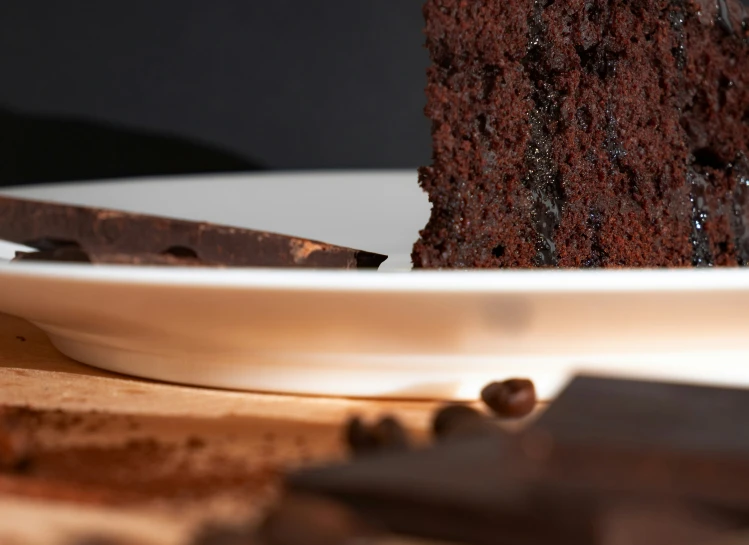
<box><xmin>0</xmin><ymin>196</ymin><xmax>387</xmax><ymax>268</ymax></box>
<box><xmin>527</xmin><ymin>376</ymin><xmax>749</xmax><ymax>509</ymax></box>
<box><xmin>290</xmin><ymin>434</ymin><xmax>604</xmax><ymax>545</ymax></box>
<box><xmin>14</xmin><ymin>247</ymin><xmax>207</xmax><ymax>266</ymax></box>
<box><xmin>288</xmin><ymin>375</ymin><xmax>749</xmax><ymax>544</ymax></box>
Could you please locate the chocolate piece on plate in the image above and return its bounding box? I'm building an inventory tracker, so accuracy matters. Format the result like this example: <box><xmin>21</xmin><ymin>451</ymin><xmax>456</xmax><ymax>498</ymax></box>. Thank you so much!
<box><xmin>14</xmin><ymin>246</ymin><xmax>208</xmax><ymax>266</ymax></box>
<box><xmin>288</xmin><ymin>375</ymin><xmax>749</xmax><ymax>544</ymax></box>
<box><xmin>0</xmin><ymin>196</ymin><xmax>386</xmax><ymax>268</ymax></box>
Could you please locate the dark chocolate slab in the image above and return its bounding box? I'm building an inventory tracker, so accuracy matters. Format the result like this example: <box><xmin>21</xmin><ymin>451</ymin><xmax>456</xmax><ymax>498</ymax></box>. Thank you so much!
<box><xmin>288</xmin><ymin>375</ymin><xmax>749</xmax><ymax>544</ymax></box>
<box><xmin>0</xmin><ymin>196</ymin><xmax>386</xmax><ymax>268</ymax></box>
<box><xmin>13</xmin><ymin>248</ymin><xmax>207</xmax><ymax>266</ymax></box>
<box><xmin>289</xmin><ymin>435</ymin><xmax>744</xmax><ymax>545</ymax></box>
<box><xmin>290</xmin><ymin>435</ymin><xmax>592</xmax><ymax>545</ymax></box>
<box><xmin>536</xmin><ymin>375</ymin><xmax>749</xmax><ymax>453</ymax></box>
<box><xmin>525</xmin><ymin>375</ymin><xmax>749</xmax><ymax>510</ymax></box>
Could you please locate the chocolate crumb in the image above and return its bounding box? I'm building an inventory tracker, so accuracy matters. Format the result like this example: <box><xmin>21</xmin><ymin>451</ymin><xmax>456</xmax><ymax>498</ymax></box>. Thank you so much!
<box><xmin>344</xmin><ymin>415</ymin><xmax>409</xmax><ymax>456</ymax></box>
<box><xmin>257</xmin><ymin>493</ymin><xmax>379</xmax><ymax>545</ymax></box>
<box><xmin>432</xmin><ymin>404</ymin><xmax>497</xmax><ymax>440</ymax></box>
<box><xmin>481</xmin><ymin>379</ymin><xmax>537</xmax><ymax>418</ymax></box>
<box><xmin>15</xmin><ymin>335</ymin><xmax>26</xmax><ymax>342</ymax></box>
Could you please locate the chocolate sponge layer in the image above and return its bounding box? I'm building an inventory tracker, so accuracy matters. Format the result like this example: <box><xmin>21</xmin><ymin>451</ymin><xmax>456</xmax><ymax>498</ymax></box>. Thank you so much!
<box><xmin>414</xmin><ymin>0</ymin><xmax>749</xmax><ymax>269</ymax></box>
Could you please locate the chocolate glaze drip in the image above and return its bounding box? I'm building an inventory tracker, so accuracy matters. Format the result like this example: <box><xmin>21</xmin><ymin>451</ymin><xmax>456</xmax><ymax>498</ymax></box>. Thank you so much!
<box><xmin>604</xmin><ymin>103</ymin><xmax>642</xmax><ymax>204</ymax></box>
<box><xmin>604</xmin><ymin>106</ymin><xmax>626</xmax><ymax>165</ymax></box>
<box><xmin>730</xmin><ymin>153</ymin><xmax>749</xmax><ymax>265</ymax></box>
<box><xmin>717</xmin><ymin>0</ymin><xmax>735</xmax><ymax>33</ymax></box>
<box><xmin>523</xmin><ymin>0</ymin><xmax>564</xmax><ymax>267</ymax></box>
<box><xmin>668</xmin><ymin>4</ymin><xmax>687</xmax><ymax>69</ymax></box>
<box><xmin>694</xmin><ymin>0</ymin><xmax>748</xmax><ymax>34</ymax></box>
<box><xmin>583</xmin><ymin>209</ymin><xmax>605</xmax><ymax>267</ymax></box>
<box><xmin>687</xmin><ymin>168</ymin><xmax>714</xmax><ymax>267</ymax></box>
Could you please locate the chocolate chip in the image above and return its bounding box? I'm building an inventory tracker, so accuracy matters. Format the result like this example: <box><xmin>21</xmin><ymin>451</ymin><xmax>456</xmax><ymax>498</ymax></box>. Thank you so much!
<box><xmin>481</xmin><ymin>379</ymin><xmax>537</xmax><ymax>418</ymax></box>
<box><xmin>432</xmin><ymin>404</ymin><xmax>497</xmax><ymax>440</ymax></box>
<box><xmin>344</xmin><ymin>415</ymin><xmax>409</xmax><ymax>456</ymax></box>
<box><xmin>257</xmin><ymin>493</ymin><xmax>379</xmax><ymax>545</ymax></box>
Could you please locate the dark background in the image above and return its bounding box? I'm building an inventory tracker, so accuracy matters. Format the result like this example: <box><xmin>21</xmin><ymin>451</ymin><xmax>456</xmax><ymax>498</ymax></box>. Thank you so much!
<box><xmin>0</xmin><ymin>1</ymin><xmax>431</xmax><ymax>185</ymax></box>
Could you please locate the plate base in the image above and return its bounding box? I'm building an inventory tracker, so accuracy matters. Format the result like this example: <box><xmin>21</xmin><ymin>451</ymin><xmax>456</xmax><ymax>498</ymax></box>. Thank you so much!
<box><xmin>47</xmin><ymin>332</ymin><xmax>749</xmax><ymax>400</ymax></box>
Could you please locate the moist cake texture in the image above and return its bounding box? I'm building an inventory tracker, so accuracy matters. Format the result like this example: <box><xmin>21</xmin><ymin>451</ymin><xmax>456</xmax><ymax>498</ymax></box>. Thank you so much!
<box><xmin>414</xmin><ymin>0</ymin><xmax>749</xmax><ymax>268</ymax></box>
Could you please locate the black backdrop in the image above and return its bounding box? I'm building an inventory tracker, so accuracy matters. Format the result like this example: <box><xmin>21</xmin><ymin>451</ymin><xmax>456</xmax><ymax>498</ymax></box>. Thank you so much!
<box><xmin>0</xmin><ymin>1</ymin><xmax>431</xmax><ymax>184</ymax></box>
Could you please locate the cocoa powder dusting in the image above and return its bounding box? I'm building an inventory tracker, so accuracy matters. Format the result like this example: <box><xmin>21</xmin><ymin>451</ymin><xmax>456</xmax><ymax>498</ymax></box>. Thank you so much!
<box><xmin>0</xmin><ymin>407</ymin><xmax>280</xmax><ymax>507</ymax></box>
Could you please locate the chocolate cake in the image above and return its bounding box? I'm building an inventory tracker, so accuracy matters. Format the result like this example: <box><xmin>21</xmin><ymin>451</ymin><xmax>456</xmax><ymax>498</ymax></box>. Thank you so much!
<box><xmin>413</xmin><ymin>0</ymin><xmax>749</xmax><ymax>268</ymax></box>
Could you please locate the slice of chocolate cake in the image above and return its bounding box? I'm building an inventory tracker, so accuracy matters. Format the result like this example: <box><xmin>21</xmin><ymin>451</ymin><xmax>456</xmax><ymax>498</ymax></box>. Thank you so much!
<box><xmin>414</xmin><ymin>0</ymin><xmax>749</xmax><ymax>268</ymax></box>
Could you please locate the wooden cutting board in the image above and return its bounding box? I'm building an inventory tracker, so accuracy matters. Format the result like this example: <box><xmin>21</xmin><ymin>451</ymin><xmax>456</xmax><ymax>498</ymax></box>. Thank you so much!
<box><xmin>0</xmin><ymin>314</ymin><xmax>749</xmax><ymax>545</ymax></box>
<box><xmin>0</xmin><ymin>312</ymin><xmax>467</xmax><ymax>544</ymax></box>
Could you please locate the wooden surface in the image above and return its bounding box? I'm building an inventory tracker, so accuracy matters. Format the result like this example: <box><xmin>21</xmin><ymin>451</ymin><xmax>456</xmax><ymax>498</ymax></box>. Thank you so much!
<box><xmin>4</xmin><ymin>313</ymin><xmax>746</xmax><ymax>545</ymax></box>
<box><xmin>0</xmin><ymin>312</ymin><xmax>443</xmax><ymax>425</ymax></box>
<box><xmin>0</xmin><ymin>312</ymin><xmax>548</xmax><ymax>544</ymax></box>
<box><xmin>0</xmin><ymin>312</ymin><xmax>451</xmax><ymax>544</ymax></box>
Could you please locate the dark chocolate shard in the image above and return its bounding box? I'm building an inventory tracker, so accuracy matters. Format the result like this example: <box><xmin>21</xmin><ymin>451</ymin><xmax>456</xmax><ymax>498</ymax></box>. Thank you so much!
<box><xmin>289</xmin><ymin>435</ymin><xmax>567</xmax><ymax>545</ymax></box>
<box><xmin>13</xmin><ymin>248</ymin><xmax>208</xmax><ymax>266</ymax></box>
<box><xmin>288</xmin><ymin>375</ymin><xmax>749</xmax><ymax>544</ymax></box>
<box><xmin>289</xmin><ymin>434</ymin><xmax>744</xmax><ymax>545</ymax></box>
<box><xmin>529</xmin><ymin>376</ymin><xmax>749</xmax><ymax>510</ymax></box>
<box><xmin>534</xmin><ymin>375</ymin><xmax>749</xmax><ymax>456</ymax></box>
<box><xmin>0</xmin><ymin>196</ymin><xmax>387</xmax><ymax>269</ymax></box>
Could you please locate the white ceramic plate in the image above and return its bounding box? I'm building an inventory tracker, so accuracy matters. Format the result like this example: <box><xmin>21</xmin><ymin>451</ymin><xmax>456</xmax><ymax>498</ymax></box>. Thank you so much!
<box><xmin>1</xmin><ymin>171</ymin><xmax>749</xmax><ymax>401</ymax></box>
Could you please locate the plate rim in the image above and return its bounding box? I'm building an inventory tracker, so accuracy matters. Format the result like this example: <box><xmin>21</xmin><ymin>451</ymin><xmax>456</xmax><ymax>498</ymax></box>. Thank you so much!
<box><xmin>2</xmin><ymin>261</ymin><xmax>749</xmax><ymax>293</ymax></box>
